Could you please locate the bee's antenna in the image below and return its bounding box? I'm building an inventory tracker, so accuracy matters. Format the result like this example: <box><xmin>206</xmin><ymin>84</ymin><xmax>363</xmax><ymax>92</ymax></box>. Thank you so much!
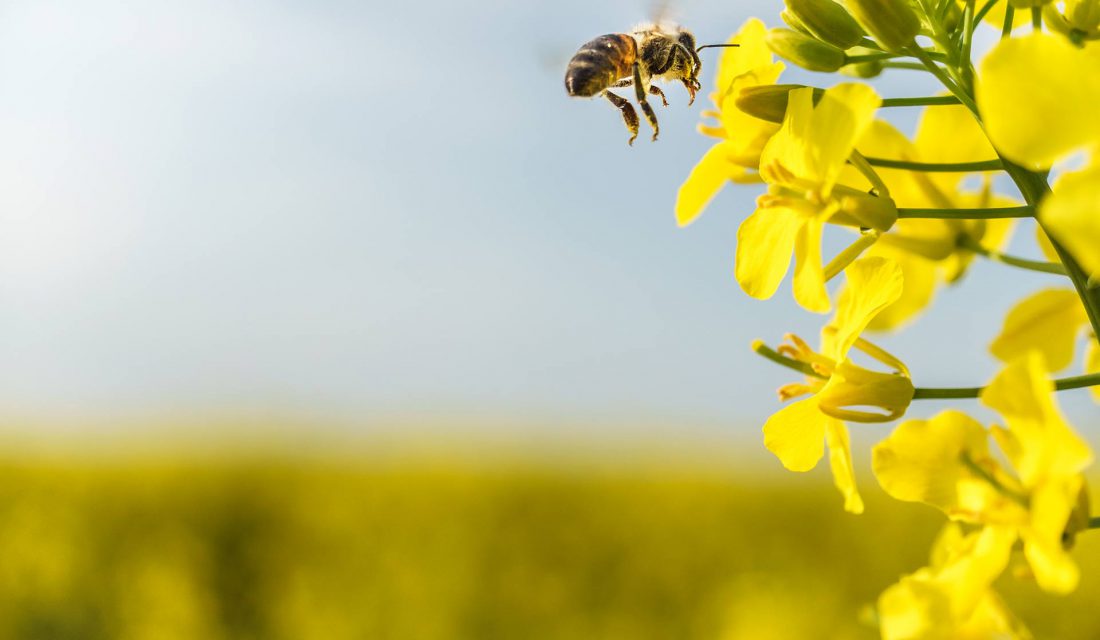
<box><xmin>696</xmin><ymin>44</ymin><xmax>741</xmax><ymax>52</ymax></box>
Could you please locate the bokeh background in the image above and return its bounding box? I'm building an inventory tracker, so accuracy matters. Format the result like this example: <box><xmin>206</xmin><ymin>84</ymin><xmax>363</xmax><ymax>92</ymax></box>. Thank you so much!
<box><xmin>0</xmin><ymin>0</ymin><xmax>1095</xmax><ymax>638</ymax></box>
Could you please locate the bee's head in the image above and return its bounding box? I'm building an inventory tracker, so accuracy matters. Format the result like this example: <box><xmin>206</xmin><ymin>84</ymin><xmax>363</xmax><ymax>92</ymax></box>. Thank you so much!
<box><xmin>677</xmin><ymin>29</ymin><xmax>702</xmax><ymax>90</ymax></box>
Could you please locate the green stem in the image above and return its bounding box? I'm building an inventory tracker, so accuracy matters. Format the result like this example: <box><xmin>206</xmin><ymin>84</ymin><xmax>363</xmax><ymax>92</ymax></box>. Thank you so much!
<box><xmin>881</xmin><ymin>61</ymin><xmax>932</xmax><ymax>71</ymax></box>
<box><xmin>1003</xmin><ymin>5</ymin><xmax>1016</xmax><ymax>37</ymax></box>
<box><xmin>908</xmin><ymin>46</ymin><xmax>979</xmax><ymax>114</ymax></box>
<box><xmin>960</xmin><ymin>0</ymin><xmax>976</xmax><ymax>90</ymax></box>
<box><xmin>897</xmin><ymin>205</ymin><xmax>1034</xmax><ymax>219</ymax></box>
<box><xmin>956</xmin><ymin>236</ymin><xmax>1068</xmax><ymax>275</ymax></box>
<box><xmin>752</xmin><ymin>341</ymin><xmax>826</xmax><ymax>380</ymax></box>
<box><xmin>881</xmin><ymin>96</ymin><xmax>962</xmax><ymax>107</ymax></box>
<box><xmin>912</xmin><ymin>372</ymin><xmax>1100</xmax><ymax>399</ymax></box>
<box><xmin>1090</xmin><ymin>517</ymin><xmax>1100</xmax><ymax>530</ymax></box>
<box><xmin>864</xmin><ymin>157</ymin><xmax>1001</xmax><ymax>172</ymax></box>
<box><xmin>1032</xmin><ymin>6</ymin><xmax>1043</xmax><ymax>29</ymax></box>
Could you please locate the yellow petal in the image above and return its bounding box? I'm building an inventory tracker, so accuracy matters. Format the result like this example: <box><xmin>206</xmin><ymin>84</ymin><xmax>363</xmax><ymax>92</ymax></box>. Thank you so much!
<box><xmin>989</xmin><ymin>288</ymin><xmax>1087</xmax><ymax>371</ymax></box>
<box><xmin>977</xmin><ymin>34</ymin><xmax>1100</xmax><ymax>168</ymax></box>
<box><xmin>735</xmin><ymin>207</ymin><xmax>803</xmax><ymax>300</ymax></box>
<box><xmin>872</xmin><ymin>410</ymin><xmax>993</xmax><ymax>514</ymax></box>
<box><xmin>1040</xmin><ymin>160</ymin><xmax>1100</xmax><ymax>278</ymax></box>
<box><xmin>1036</xmin><ymin>226</ymin><xmax>1061</xmax><ymax>264</ymax></box>
<box><xmin>915</xmin><ymin>103</ymin><xmax>998</xmax><ymax>168</ymax></box>
<box><xmin>1022</xmin><ymin>475</ymin><xmax>1083</xmax><ymax>594</ymax></box>
<box><xmin>675</xmin><ymin>142</ymin><xmax>740</xmax><ymax>227</ymax></box>
<box><xmin>792</xmin><ymin>217</ymin><xmax>830</xmax><ymax>313</ymax></box>
<box><xmin>825</xmin><ymin>421</ymin><xmax>864</xmax><ymax>513</ymax></box>
<box><xmin>980</xmin><ymin>354</ymin><xmax>1093</xmax><ymax>487</ymax></box>
<box><xmin>809</xmin><ymin>83</ymin><xmax>881</xmax><ymax>192</ymax></box>
<box><xmin>714</xmin><ymin>18</ymin><xmax>774</xmax><ymax>97</ymax></box>
<box><xmin>721</xmin><ymin>68</ymin><xmax>784</xmax><ymax>164</ymax></box>
<box><xmin>865</xmin><ymin>243</ymin><xmax>938</xmax><ymax>331</ymax></box>
<box><xmin>827</xmin><ymin>256</ymin><xmax>903</xmax><ymax>359</ymax></box>
<box><xmin>763</xmin><ymin>396</ymin><xmax>828</xmax><ymax>472</ymax></box>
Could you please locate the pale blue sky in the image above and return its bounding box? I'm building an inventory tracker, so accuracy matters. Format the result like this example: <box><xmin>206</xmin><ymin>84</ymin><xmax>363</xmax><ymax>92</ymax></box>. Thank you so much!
<box><xmin>0</xmin><ymin>1</ymin><xmax>1092</xmax><ymax>440</ymax></box>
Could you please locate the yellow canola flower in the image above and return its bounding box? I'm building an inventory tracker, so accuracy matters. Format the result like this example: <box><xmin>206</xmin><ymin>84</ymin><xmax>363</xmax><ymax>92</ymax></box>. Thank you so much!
<box><xmin>837</xmin><ymin>115</ymin><xmax>1015</xmax><ymax>330</ymax></box>
<box><xmin>878</xmin><ymin>523</ymin><xmax>1028</xmax><ymax>640</ymax></box>
<box><xmin>675</xmin><ymin>19</ymin><xmax>785</xmax><ymax>227</ymax></box>
<box><xmin>1041</xmin><ymin>160</ymin><xmax>1100</xmax><ymax>278</ymax></box>
<box><xmin>762</xmin><ymin>256</ymin><xmax>913</xmax><ymax>513</ymax></box>
<box><xmin>737</xmin><ymin>83</ymin><xmax>890</xmax><ymax>312</ymax></box>
<box><xmin>873</xmin><ymin>354</ymin><xmax>1093</xmax><ymax>594</ymax></box>
<box><xmin>979</xmin><ymin>34</ymin><xmax>1100</xmax><ymax>278</ymax></box>
<box><xmin>977</xmin><ymin>33</ymin><xmax>1100</xmax><ymax>170</ymax></box>
<box><xmin>990</xmin><ymin>288</ymin><xmax>1089</xmax><ymax>371</ymax></box>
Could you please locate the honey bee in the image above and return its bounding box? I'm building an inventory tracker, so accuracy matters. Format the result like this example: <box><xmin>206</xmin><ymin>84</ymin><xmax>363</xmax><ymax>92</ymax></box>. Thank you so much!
<box><xmin>564</xmin><ymin>25</ymin><xmax>734</xmax><ymax>145</ymax></box>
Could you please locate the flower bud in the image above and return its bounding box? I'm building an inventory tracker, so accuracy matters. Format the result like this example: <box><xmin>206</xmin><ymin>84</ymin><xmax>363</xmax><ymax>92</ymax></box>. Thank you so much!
<box><xmin>734</xmin><ymin>84</ymin><xmax>825</xmax><ymax>123</ymax></box>
<box><xmin>841</xmin><ymin>60</ymin><xmax>884</xmax><ymax>78</ymax></box>
<box><xmin>817</xmin><ymin>360</ymin><xmax>914</xmax><ymax>423</ymax></box>
<box><xmin>838</xmin><ymin>193</ymin><xmax>898</xmax><ymax>232</ymax></box>
<box><xmin>844</xmin><ymin>0</ymin><xmax>920</xmax><ymax>52</ymax></box>
<box><xmin>781</xmin><ymin>9</ymin><xmax>816</xmax><ymax>35</ymax></box>
<box><xmin>766</xmin><ymin>28</ymin><xmax>847</xmax><ymax>72</ymax></box>
<box><xmin>1067</xmin><ymin>0</ymin><xmax>1100</xmax><ymax>31</ymax></box>
<box><xmin>785</xmin><ymin>0</ymin><xmax>866</xmax><ymax>49</ymax></box>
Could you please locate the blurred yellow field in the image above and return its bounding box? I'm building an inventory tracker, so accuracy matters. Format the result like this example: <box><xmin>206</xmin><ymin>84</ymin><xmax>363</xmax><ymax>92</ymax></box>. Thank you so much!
<box><xmin>0</xmin><ymin>451</ymin><xmax>1096</xmax><ymax>639</ymax></box>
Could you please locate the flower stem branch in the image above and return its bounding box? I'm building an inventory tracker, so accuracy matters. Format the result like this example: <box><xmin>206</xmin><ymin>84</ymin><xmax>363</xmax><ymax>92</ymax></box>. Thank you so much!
<box><xmin>956</xmin><ymin>236</ymin><xmax>1068</xmax><ymax>275</ymax></box>
<box><xmin>897</xmin><ymin>206</ymin><xmax>1034</xmax><ymax>219</ymax></box>
<box><xmin>880</xmin><ymin>96</ymin><xmax>962</xmax><ymax>108</ymax></box>
<box><xmin>864</xmin><ymin>157</ymin><xmax>1001</xmax><ymax>172</ymax></box>
<box><xmin>912</xmin><ymin>372</ymin><xmax>1100</xmax><ymax>399</ymax></box>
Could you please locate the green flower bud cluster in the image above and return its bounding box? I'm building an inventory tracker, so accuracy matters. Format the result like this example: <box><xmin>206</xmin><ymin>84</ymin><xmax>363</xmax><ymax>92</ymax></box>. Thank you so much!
<box><xmin>765</xmin><ymin>0</ymin><xmax>922</xmax><ymax>75</ymax></box>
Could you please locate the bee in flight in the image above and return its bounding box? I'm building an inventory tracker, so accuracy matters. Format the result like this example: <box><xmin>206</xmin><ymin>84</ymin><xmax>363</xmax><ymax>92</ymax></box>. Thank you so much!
<box><xmin>564</xmin><ymin>24</ymin><xmax>736</xmax><ymax>145</ymax></box>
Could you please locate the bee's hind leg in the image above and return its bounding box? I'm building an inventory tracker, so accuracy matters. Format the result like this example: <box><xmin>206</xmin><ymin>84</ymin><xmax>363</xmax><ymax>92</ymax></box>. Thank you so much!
<box><xmin>632</xmin><ymin>62</ymin><xmax>659</xmax><ymax>142</ymax></box>
<box><xmin>604</xmin><ymin>91</ymin><xmax>639</xmax><ymax>146</ymax></box>
<box><xmin>611</xmin><ymin>79</ymin><xmax>668</xmax><ymax>107</ymax></box>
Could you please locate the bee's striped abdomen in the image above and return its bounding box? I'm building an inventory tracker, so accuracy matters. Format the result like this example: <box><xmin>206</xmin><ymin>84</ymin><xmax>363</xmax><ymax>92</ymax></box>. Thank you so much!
<box><xmin>564</xmin><ymin>34</ymin><xmax>636</xmax><ymax>97</ymax></box>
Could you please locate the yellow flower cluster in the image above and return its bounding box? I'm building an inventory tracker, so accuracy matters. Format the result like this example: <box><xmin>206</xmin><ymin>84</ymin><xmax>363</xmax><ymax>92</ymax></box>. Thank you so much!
<box><xmin>671</xmin><ymin>6</ymin><xmax>1100</xmax><ymax>637</ymax></box>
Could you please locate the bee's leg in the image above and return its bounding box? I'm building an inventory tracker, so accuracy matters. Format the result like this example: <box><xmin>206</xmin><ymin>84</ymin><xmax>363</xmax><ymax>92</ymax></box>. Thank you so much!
<box><xmin>604</xmin><ymin>91</ymin><xmax>640</xmax><ymax>146</ymax></box>
<box><xmin>632</xmin><ymin>62</ymin><xmax>659</xmax><ymax>142</ymax></box>
<box><xmin>680</xmin><ymin>78</ymin><xmax>698</xmax><ymax>106</ymax></box>
<box><xmin>648</xmin><ymin>85</ymin><xmax>668</xmax><ymax>107</ymax></box>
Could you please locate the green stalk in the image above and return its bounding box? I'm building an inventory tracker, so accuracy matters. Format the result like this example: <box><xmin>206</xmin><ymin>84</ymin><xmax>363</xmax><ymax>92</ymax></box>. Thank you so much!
<box><xmin>908</xmin><ymin>46</ymin><xmax>979</xmax><ymax>113</ymax></box>
<box><xmin>897</xmin><ymin>205</ymin><xmax>1034</xmax><ymax>219</ymax></box>
<box><xmin>956</xmin><ymin>236</ymin><xmax>1068</xmax><ymax>275</ymax></box>
<box><xmin>864</xmin><ymin>157</ymin><xmax>1001</xmax><ymax>171</ymax></box>
<box><xmin>881</xmin><ymin>61</ymin><xmax>933</xmax><ymax>71</ymax></box>
<box><xmin>960</xmin><ymin>0</ymin><xmax>976</xmax><ymax>90</ymax></box>
<box><xmin>881</xmin><ymin>96</ymin><xmax>962</xmax><ymax>107</ymax></box>
<box><xmin>1003</xmin><ymin>5</ymin><xmax>1016</xmax><ymax>37</ymax></box>
<box><xmin>912</xmin><ymin>372</ymin><xmax>1100</xmax><ymax>399</ymax></box>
